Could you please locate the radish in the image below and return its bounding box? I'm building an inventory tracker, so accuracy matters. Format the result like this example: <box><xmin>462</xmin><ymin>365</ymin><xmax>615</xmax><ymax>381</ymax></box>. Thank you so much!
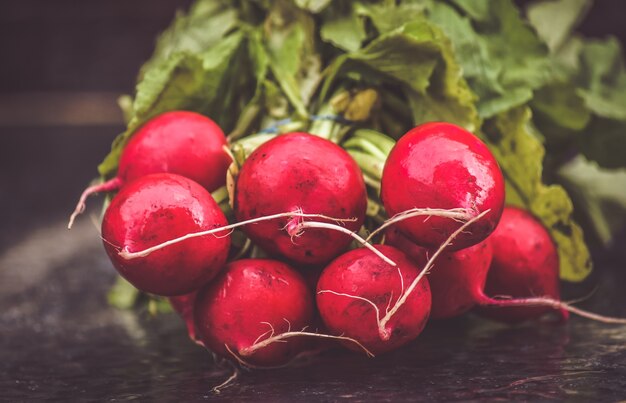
<box><xmin>234</xmin><ymin>132</ymin><xmax>367</xmax><ymax>265</ymax></box>
<box><xmin>388</xmin><ymin>207</ymin><xmax>626</xmax><ymax>324</ymax></box>
<box><xmin>380</xmin><ymin>122</ymin><xmax>505</xmax><ymax>251</ymax></box>
<box><xmin>169</xmin><ymin>291</ymin><xmax>203</xmax><ymax>346</ymax></box>
<box><xmin>101</xmin><ymin>173</ymin><xmax>230</xmax><ymax>297</ymax></box>
<box><xmin>69</xmin><ymin>111</ymin><xmax>230</xmax><ymax>228</ymax></box>
<box><xmin>316</xmin><ymin>245</ymin><xmax>431</xmax><ymax>355</ymax></box>
<box><xmin>386</xmin><ymin>228</ymin><xmax>493</xmax><ymax>320</ymax></box>
<box><xmin>194</xmin><ymin>259</ymin><xmax>315</xmax><ymax>367</ymax></box>
<box><xmin>475</xmin><ymin>206</ymin><xmax>564</xmax><ymax>323</ymax></box>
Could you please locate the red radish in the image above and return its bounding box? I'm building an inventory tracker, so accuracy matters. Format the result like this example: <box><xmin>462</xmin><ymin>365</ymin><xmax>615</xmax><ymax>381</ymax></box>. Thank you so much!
<box><xmin>387</xmin><ymin>206</ymin><xmax>626</xmax><ymax>324</ymax></box>
<box><xmin>169</xmin><ymin>291</ymin><xmax>203</xmax><ymax>346</ymax></box>
<box><xmin>475</xmin><ymin>206</ymin><xmax>563</xmax><ymax>323</ymax></box>
<box><xmin>194</xmin><ymin>259</ymin><xmax>314</xmax><ymax>367</ymax></box>
<box><xmin>69</xmin><ymin>111</ymin><xmax>230</xmax><ymax>228</ymax></box>
<box><xmin>381</xmin><ymin>122</ymin><xmax>505</xmax><ymax>251</ymax></box>
<box><xmin>386</xmin><ymin>228</ymin><xmax>493</xmax><ymax>320</ymax></box>
<box><xmin>234</xmin><ymin>132</ymin><xmax>367</xmax><ymax>265</ymax></box>
<box><xmin>316</xmin><ymin>245</ymin><xmax>431</xmax><ymax>355</ymax></box>
<box><xmin>101</xmin><ymin>173</ymin><xmax>230</xmax><ymax>297</ymax></box>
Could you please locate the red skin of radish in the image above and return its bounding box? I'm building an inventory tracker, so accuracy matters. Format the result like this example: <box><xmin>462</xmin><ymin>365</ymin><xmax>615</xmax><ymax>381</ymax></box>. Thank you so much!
<box><xmin>234</xmin><ymin>132</ymin><xmax>367</xmax><ymax>265</ymax></box>
<box><xmin>316</xmin><ymin>245</ymin><xmax>431</xmax><ymax>355</ymax></box>
<box><xmin>381</xmin><ymin>122</ymin><xmax>505</xmax><ymax>251</ymax></box>
<box><xmin>118</xmin><ymin>111</ymin><xmax>229</xmax><ymax>191</ymax></box>
<box><xmin>70</xmin><ymin>111</ymin><xmax>229</xmax><ymax>227</ymax></box>
<box><xmin>101</xmin><ymin>173</ymin><xmax>230</xmax><ymax>296</ymax></box>
<box><xmin>386</xmin><ymin>228</ymin><xmax>493</xmax><ymax>320</ymax></box>
<box><xmin>169</xmin><ymin>291</ymin><xmax>203</xmax><ymax>346</ymax></box>
<box><xmin>475</xmin><ymin>207</ymin><xmax>562</xmax><ymax>323</ymax></box>
<box><xmin>194</xmin><ymin>259</ymin><xmax>314</xmax><ymax>366</ymax></box>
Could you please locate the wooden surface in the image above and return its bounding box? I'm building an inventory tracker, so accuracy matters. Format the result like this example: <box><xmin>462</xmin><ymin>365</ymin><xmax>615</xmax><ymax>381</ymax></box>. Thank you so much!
<box><xmin>1</xmin><ymin>2</ymin><xmax>626</xmax><ymax>401</ymax></box>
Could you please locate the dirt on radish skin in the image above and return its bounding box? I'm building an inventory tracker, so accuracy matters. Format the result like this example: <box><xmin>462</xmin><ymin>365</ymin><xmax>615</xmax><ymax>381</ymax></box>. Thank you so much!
<box><xmin>194</xmin><ymin>259</ymin><xmax>314</xmax><ymax>367</ymax></box>
<box><xmin>475</xmin><ymin>206</ymin><xmax>563</xmax><ymax>323</ymax></box>
<box><xmin>101</xmin><ymin>173</ymin><xmax>230</xmax><ymax>297</ymax></box>
<box><xmin>381</xmin><ymin>122</ymin><xmax>505</xmax><ymax>251</ymax></box>
<box><xmin>69</xmin><ymin>111</ymin><xmax>229</xmax><ymax>228</ymax></box>
<box><xmin>385</xmin><ymin>228</ymin><xmax>493</xmax><ymax>320</ymax></box>
<box><xmin>234</xmin><ymin>132</ymin><xmax>367</xmax><ymax>265</ymax></box>
<box><xmin>316</xmin><ymin>245</ymin><xmax>431</xmax><ymax>355</ymax></box>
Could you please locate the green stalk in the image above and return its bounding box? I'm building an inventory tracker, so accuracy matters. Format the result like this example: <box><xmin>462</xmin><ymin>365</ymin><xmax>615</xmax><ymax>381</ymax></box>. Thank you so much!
<box><xmin>347</xmin><ymin>150</ymin><xmax>385</xmax><ymax>181</ymax></box>
<box><xmin>351</xmin><ymin>129</ymin><xmax>395</xmax><ymax>155</ymax></box>
<box><xmin>308</xmin><ymin>103</ymin><xmax>349</xmax><ymax>143</ymax></box>
<box><xmin>232</xmin><ymin>133</ymin><xmax>277</xmax><ymax>158</ymax></box>
<box><xmin>343</xmin><ymin>137</ymin><xmax>388</xmax><ymax>161</ymax></box>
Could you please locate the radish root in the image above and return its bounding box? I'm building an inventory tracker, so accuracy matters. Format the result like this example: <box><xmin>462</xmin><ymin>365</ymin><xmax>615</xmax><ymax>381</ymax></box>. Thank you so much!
<box><xmin>477</xmin><ymin>294</ymin><xmax>626</xmax><ymax>324</ymax></box>
<box><xmin>365</xmin><ymin>207</ymin><xmax>472</xmax><ymax>242</ymax></box>
<box><xmin>318</xmin><ymin>209</ymin><xmax>490</xmax><ymax>341</ymax></box>
<box><xmin>377</xmin><ymin>210</ymin><xmax>490</xmax><ymax>337</ymax></box>
<box><xmin>211</xmin><ymin>365</ymin><xmax>240</xmax><ymax>394</ymax></box>
<box><xmin>238</xmin><ymin>322</ymin><xmax>375</xmax><ymax>358</ymax></box>
<box><xmin>117</xmin><ymin>210</ymin><xmax>357</xmax><ymax>260</ymax></box>
<box><xmin>290</xmin><ymin>220</ymin><xmax>397</xmax><ymax>266</ymax></box>
<box><xmin>68</xmin><ymin>177</ymin><xmax>123</xmax><ymax>229</ymax></box>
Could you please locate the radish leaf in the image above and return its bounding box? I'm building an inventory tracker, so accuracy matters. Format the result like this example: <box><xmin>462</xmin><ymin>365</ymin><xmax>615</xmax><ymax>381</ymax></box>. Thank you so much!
<box><xmin>483</xmin><ymin>107</ymin><xmax>592</xmax><ymax>282</ymax></box>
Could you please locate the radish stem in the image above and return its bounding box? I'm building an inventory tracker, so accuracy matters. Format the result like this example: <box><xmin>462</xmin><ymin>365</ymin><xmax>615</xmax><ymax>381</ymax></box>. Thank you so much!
<box><xmin>365</xmin><ymin>207</ymin><xmax>472</xmax><ymax>242</ymax></box>
<box><xmin>68</xmin><ymin>177</ymin><xmax>123</xmax><ymax>229</ymax></box>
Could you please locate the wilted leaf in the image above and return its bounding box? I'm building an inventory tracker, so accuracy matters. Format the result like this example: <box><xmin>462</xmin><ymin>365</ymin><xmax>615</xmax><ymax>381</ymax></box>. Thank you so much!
<box><xmin>322</xmin><ymin>17</ymin><xmax>479</xmax><ymax>131</ymax></box>
<box><xmin>482</xmin><ymin>107</ymin><xmax>592</xmax><ymax>282</ymax></box>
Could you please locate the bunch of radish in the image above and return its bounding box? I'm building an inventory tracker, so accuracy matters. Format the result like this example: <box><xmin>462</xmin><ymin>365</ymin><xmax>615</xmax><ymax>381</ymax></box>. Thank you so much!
<box><xmin>71</xmin><ymin>111</ymin><xmax>626</xmax><ymax>374</ymax></box>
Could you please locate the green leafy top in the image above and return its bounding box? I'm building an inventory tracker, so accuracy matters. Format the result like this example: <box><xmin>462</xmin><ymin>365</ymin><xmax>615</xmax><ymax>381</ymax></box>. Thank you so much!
<box><xmin>96</xmin><ymin>0</ymin><xmax>626</xmax><ymax>282</ymax></box>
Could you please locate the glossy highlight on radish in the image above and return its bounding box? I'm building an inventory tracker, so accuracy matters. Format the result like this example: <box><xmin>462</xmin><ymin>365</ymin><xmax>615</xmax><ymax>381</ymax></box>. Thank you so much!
<box><xmin>381</xmin><ymin>122</ymin><xmax>505</xmax><ymax>251</ymax></box>
<box><xmin>101</xmin><ymin>173</ymin><xmax>230</xmax><ymax>297</ymax></box>
<box><xmin>234</xmin><ymin>132</ymin><xmax>367</xmax><ymax>265</ymax></box>
<box><xmin>69</xmin><ymin>111</ymin><xmax>230</xmax><ymax>228</ymax></box>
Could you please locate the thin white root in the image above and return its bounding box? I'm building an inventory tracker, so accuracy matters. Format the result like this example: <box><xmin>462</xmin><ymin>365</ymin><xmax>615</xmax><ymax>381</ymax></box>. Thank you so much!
<box><xmin>88</xmin><ymin>213</ymin><xmax>102</xmax><ymax>235</ymax></box>
<box><xmin>314</xmin><ymin>209</ymin><xmax>490</xmax><ymax>341</ymax></box>
<box><xmin>224</xmin><ymin>344</ymin><xmax>265</xmax><ymax>369</ymax></box>
<box><xmin>211</xmin><ymin>365</ymin><xmax>240</xmax><ymax>394</ymax></box>
<box><xmin>482</xmin><ymin>295</ymin><xmax>626</xmax><ymax>324</ymax></box>
<box><xmin>297</xmin><ymin>221</ymin><xmax>397</xmax><ymax>266</ymax></box>
<box><xmin>557</xmin><ymin>303</ymin><xmax>626</xmax><ymax>323</ymax></box>
<box><xmin>559</xmin><ymin>302</ymin><xmax>626</xmax><ymax>325</ymax></box>
<box><xmin>317</xmin><ymin>290</ymin><xmax>382</xmax><ymax>326</ymax></box>
<box><xmin>239</xmin><ymin>329</ymin><xmax>375</xmax><ymax>358</ymax></box>
<box><xmin>117</xmin><ymin>210</ymin><xmax>357</xmax><ymax>260</ymax></box>
<box><xmin>365</xmin><ymin>207</ymin><xmax>472</xmax><ymax>242</ymax></box>
<box><xmin>376</xmin><ymin>210</ymin><xmax>491</xmax><ymax>338</ymax></box>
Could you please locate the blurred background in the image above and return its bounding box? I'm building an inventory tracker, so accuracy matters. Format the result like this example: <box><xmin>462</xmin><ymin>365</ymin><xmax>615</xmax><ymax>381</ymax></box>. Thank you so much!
<box><xmin>0</xmin><ymin>0</ymin><xmax>192</xmax><ymax>248</ymax></box>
